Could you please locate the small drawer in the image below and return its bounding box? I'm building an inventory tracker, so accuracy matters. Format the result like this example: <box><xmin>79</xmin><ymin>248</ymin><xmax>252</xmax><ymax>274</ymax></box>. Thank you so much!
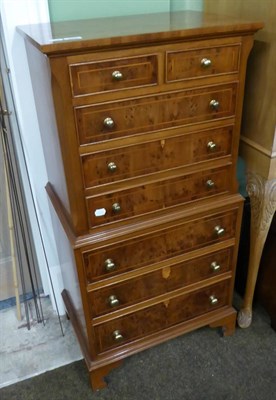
<box><xmin>88</xmin><ymin>248</ymin><xmax>232</xmax><ymax>317</ymax></box>
<box><xmin>82</xmin><ymin>208</ymin><xmax>237</xmax><ymax>283</ymax></box>
<box><xmin>87</xmin><ymin>165</ymin><xmax>232</xmax><ymax>227</ymax></box>
<box><xmin>81</xmin><ymin>126</ymin><xmax>233</xmax><ymax>188</ymax></box>
<box><xmin>69</xmin><ymin>54</ymin><xmax>158</xmax><ymax>97</ymax></box>
<box><xmin>75</xmin><ymin>83</ymin><xmax>237</xmax><ymax>145</ymax></box>
<box><xmin>93</xmin><ymin>280</ymin><xmax>230</xmax><ymax>353</ymax></box>
<box><xmin>166</xmin><ymin>44</ymin><xmax>240</xmax><ymax>82</ymax></box>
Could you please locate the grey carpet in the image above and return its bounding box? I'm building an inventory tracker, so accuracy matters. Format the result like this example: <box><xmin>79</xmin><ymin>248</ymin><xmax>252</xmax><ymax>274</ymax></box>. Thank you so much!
<box><xmin>1</xmin><ymin>300</ymin><xmax>276</xmax><ymax>400</ymax></box>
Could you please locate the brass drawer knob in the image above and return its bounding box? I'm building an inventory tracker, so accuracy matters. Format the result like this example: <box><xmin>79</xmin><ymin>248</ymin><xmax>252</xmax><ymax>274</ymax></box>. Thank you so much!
<box><xmin>103</xmin><ymin>117</ymin><xmax>115</xmax><ymax>129</ymax></box>
<box><xmin>112</xmin><ymin>202</ymin><xmax>121</xmax><ymax>213</ymax></box>
<box><xmin>112</xmin><ymin>70</ymin><xmax>123</xmax><ymax>81</ymax></box>
<box><xmin>201</xmin><ymin>58</ymin><xmax>212</xmax><ymax>68</ymax></box>
<box><xmin>104</xmin><ymin>258</ymin><xmax>116</xmax><ymax>272</ymax></box>
<box><xmin>209</xmin><ymin>295</ymin><xmax>219</xmax><ymax>305</ymax></box>
<box><xmin>214</xmin><ymin>225</ymin><xmax>225</xmax><ymax>237</ymax></box>
<box><xmin>210</xmin><ymin>261</ymin><xmax>221</xmax><ymax>272</ymax></box>
<box><xmin>107</xmin><ymin>162</ymin><xmax>117</xmax><ymax>172</ymax></box>
<box><xmin>108</xmin><ymin>295</ymin><xmax>120</xmax><ymax>307</ymax></box>
<box><xmin>209</xmin><ymin>99</ymin><xmax>220</xmax><ymax>110</ymax></box>
<box><xmin>206</xmin><ymin>179</ymin><xmax>215</xmax><ymax>189</ymax></box>
<box><xmin>112</xmin><ymin>330</ymin><xmax>124</xmax><ymax>342</ymax></box>
<box><xmin>207</xmin><ymin>141</ymin><xmax>217</xmax><ymax>151</ymax></box>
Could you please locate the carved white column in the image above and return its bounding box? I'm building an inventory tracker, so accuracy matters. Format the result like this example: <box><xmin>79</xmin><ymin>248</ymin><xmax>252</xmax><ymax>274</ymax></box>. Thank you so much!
<box><xmin>238</xmin><ymin>172</ymin><xmax>276</xmax><ymax>328</ymax></box>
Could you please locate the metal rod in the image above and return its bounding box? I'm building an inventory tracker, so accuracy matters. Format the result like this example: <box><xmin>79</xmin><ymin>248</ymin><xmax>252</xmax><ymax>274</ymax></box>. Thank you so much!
<box><xmin>0</xmin><ymin>36</ymin><xmax>64</xmax><ymax>335</ymax></box>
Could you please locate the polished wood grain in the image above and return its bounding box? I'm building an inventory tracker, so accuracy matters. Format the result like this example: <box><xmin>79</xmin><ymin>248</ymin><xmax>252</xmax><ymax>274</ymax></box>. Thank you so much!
<box><xmin>62</xmin><ymin>289</ymin><xmax>92</xmax><ymax>367</ymax></box>
<box><xmin>35</xmin><ymin>35</ymin><xmax>245</xmax><ymax>235</ymax></box>
<box><xmin>94</xmin><ymin>280</ymin><xmax>230</xmax><ymax>354</ymax></box>
<box><xmin>17</xmin><ymin>11</ymin><xmax>263</xmax><ymax>56</ymax></box>
<box><xmin>63</xmin><ymin>281</ymin><xmax>237</xmax><ymax>386</ymax></box>
<box><xmin>69</xmin><ymin>54</ymin><xmax>158</xmax><ymax>97</ymax></box>
<box><xmin>81</xmin><ymin>126</ymin><xmax>233</xmax><ymax>188</ymax></box>
<box><xmin>166</xmin><ymin>43</ymin><xmax>240</xmax><ymax>82</ymax></box>
<box><xmin>43</xmin><ymin>33</ymin><xmax>253</xmax><ymax>236</ymax></box>
<box><xmin>19</xmin><ymin>11</ymin><xmax>263</xmax><ymax>390</ymax></box>
<box><xmin>86</xmin><ymin>165</ymin><xmax>232</xmax><ymax>227</ymax></box>
<box><xmin>50</xmin><ymin>56</ymin><xmax>90</xmax><ymax>235</ymax></box>
<box><xmin>45</xmin><ymin>182</ymin><xmax>76</xmax><ymax>246</ymax></box>
<box><xmin>47</xmin><ymin>185</ymin><xmax>242</xmax><ymax>249</ymax></box>
<box><xmin>83</xmin><ymin>209</ymin><xmax>237</xmax><ymax>283</ymax></box>
<box><xmin>75</xmin><ymin>83</ymin><xmax>237</xmax><ymax>144</ymax></box>
<box><xmin>88</xmin><ymin>248</ymin><xmax>232</xmax><ymax>317</ymax></box>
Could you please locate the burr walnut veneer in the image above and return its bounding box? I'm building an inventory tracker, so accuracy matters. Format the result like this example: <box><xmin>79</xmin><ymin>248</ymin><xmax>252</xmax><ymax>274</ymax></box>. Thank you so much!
<box><xmin>18</xmin><ymin>11</ymin><xmax>263</xmax><ymax>390</ymax></box>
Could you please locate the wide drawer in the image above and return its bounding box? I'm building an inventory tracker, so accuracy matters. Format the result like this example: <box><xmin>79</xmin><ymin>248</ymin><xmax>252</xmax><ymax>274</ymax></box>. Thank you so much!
<box><xmin>88</xmin><ymin>248</ymin><xmax>232</xmax><ymax>317</ymax></box>
<box><xmin>69</xmin><ymin>54</ymin><xmax>158</xmax><ymax>97</ymax></box>
<box><xmin>82</xmin><ymin>208</ymin><xmax>237</xmax><ymax>283</ymax></box>
<box><xmin>166</xmin><ymin>44</ymin><xmax>240</xmax><ymax>82</ymax></box>
<box><xmin>75</xmin><ymin>83</ymin><xmax>237</xmax><ymax>144</ymax></box>
<box><xmin>87</xmin><ymin>165</ymin><xmax>232</xmax><ymax>227</ymax></box>
<box><xmin>93</xmin><ymin>280</ymin><xmax>230</xmax><ymax>353</ymax></box>
<box><xmin>81</xmin><ymin>126</ymin><xmax>233</xmax><ymax>188</ymax></box>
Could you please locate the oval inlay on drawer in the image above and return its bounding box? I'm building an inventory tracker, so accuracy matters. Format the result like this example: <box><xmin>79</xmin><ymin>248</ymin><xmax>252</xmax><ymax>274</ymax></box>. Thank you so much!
<box><xmin>75</xmin><ymin>83</ymin><xmax>237</xmax><ymax>144</ymax></box>
<box><xmin>86</xmin><ymin>165</ymin><xmax>232</xmax><ymax>227</ymax></box>
<box><xmin>82</xmin><ymin>208</ymin><xmax>237</xmax><ymax>283</ymax></box>
<box><xmin>166</xmin><ymin>44</ymin><xmax>240</xmax><ymax>82</ymax></box>
<box><xmin>88</xmin><ymin>248</ymin><xmax>232</xmax><ymax>317</ymax></box>
<box><xmin>81</xmin><ymin>126</ymin><xmax>233</xmax><ymax>188</ymax></box>
<box><xmin>93</xmin><ymin>280</ymin><xmax>230</xmax><ymax>353</ymax></box>
<box><xmin>69</xmin><ymin>54</ymin><xmax>158</xmax><ymax>97</ymax></box>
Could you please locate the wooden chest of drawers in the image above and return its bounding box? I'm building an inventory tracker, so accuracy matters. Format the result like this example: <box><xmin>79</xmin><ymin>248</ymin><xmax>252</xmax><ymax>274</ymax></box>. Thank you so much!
<box><xmin>18</xmin><ymin>11</ymin><xmax>262</xmax><ymax>390</ymax></box>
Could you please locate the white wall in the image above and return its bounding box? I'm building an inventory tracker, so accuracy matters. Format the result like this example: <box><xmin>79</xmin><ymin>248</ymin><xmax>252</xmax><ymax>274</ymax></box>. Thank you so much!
<box><xmin>0</xmin><ymin>0</ymin><xmax>65</xmax><ymax>314</ymax></box>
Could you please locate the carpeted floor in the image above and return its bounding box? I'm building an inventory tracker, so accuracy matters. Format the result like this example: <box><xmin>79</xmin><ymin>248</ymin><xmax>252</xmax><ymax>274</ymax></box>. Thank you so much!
<box><xmin>1</xmin><ymin>300</ymin><xmax>276</xmax><ymax>400</ymax></box>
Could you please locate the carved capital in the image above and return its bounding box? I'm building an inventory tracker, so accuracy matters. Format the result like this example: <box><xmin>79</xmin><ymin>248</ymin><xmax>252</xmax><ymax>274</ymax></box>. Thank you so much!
<box><xmin>246</xmin><ymin>172</ymin><xmax>276</xmax><ymax>232</ymax></box>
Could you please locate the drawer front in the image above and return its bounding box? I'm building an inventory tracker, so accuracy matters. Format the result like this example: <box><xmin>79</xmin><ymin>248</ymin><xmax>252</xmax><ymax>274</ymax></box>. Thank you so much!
<box><xmin>88</xmin><ymin>248</ymin><xmax>232</xmax><ymax>317</ymax></box>
<box><xmin>81</xmin><ymin>126</ymin><xmax>233</xmax><ymax>188</ymax></box>
<box><xmin>166</xmin><ymin>44</ymin><xmax>240</xmax><ymax>82</ymax></box>
<box><xmin>69</xmin><ymin>55</ymin><xmax>158</xmax><ymax>97</ymax></box>
<box><xmin>83</xmin><ymin>209</ymin><xmax>237</xmax><ymax>283</ymax></box>
<box><xmin>75</xmin><ymin>83</ymin><xmax>236</xmax><ymax>144</ymax></box>
<box><xmin>87</xmin><ymin>166</ymin><xmax>231</xmax><ymax>227</ymax></box>
<box><xmin>94</xmin><ymin>280</ymin><xmax>230</xmax><ymax>353</ymax></box>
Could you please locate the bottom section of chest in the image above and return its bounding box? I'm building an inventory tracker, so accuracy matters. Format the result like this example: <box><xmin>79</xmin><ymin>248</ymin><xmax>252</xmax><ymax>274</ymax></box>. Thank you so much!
<box><xmin>62</xmin><ymin>196</ymin><xmax>243</xmax><ymax>390</ymax></box>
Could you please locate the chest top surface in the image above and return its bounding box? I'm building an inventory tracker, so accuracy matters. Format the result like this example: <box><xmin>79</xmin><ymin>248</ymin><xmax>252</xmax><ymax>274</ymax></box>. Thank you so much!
<box><xmin>17</xmin><ymin>10</ymin><xmax>263</xmax><ymax>56</ymax></box>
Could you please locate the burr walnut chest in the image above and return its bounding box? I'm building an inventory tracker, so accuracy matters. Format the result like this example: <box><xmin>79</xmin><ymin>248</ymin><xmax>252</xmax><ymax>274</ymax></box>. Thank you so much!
<box><xmin>18</xmin><ymin>11</ymin><xmax>263</xmax><ymax>390</ymax></box>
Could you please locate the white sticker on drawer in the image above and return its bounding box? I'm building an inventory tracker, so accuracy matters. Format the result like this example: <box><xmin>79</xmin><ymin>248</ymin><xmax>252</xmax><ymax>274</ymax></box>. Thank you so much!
<box><xmin>94</xmin><ymin>208</ymin><xmax>107</xmax><ymax>217</ymax></box>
